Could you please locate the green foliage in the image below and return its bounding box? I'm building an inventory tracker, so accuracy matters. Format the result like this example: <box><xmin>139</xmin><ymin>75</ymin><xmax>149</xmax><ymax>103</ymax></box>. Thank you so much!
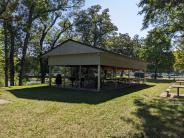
<box><xmin>105</xmin><ymin>33</ymin><xmax>144</xmax><ymax>58</ymax></box>
<box><xmin>74</xmin><ymin>5</ymin><xmax>118</xmax><ymax>47</ymax></box>
<box><xmin>0</xmin><ymin>47</ymin><xmax>3</xmax><ymax>86</ymax></box>
<box><xmin>143</xmin><ymin>28</ymin><xmax>174</xmax><ymax>73</ymax></box>
<box><xmin>0</xmin><ymin>28</ymin><xmax>4</xmax><ymax>86</ymax></box>
<box><xmin>138</xmin><ymin>0</ymin><xmax>184</xmax><ymax>37</ymax></box>
<box><xmin>138</xmin><ymin>0</ymin><xmax>184</xmax><ymax>72</ymax></box>
<box><xmin>174</xmin><ymin>50</ymin><xmax>184</xmax><ymax>71</ymax></box>
<box><xmin>174</xmin><ymin>39</ymin><xmax>184</xmax><ymax>71</ymax></box>
<box><xmin>0</xmin><ymin>0</ymin><xmax>85</xmax><ymax>86</ymax></box>
<box><xmin>24</xmin><ymin>56</ymin><xmax>40</xmax><ymax>75</ymax></box>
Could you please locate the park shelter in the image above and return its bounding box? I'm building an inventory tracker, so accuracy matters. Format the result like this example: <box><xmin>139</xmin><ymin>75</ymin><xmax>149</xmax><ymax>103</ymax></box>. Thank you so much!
<box><xmin>42</xmin><ymin>39</ymin><xmax>147</xmax><ymax>91</ymax></box>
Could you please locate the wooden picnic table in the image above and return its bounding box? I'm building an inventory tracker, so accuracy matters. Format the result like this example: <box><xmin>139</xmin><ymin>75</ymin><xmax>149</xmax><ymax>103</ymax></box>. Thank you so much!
<box><xmin>176</xmin><ymin>81</ymin><xmax>184</xmax><ymax>85</ymax></box>
<box><xmin>172</xmin><ymin>85</ymin><xmax>184</xmax><ymax>96</ymax></box>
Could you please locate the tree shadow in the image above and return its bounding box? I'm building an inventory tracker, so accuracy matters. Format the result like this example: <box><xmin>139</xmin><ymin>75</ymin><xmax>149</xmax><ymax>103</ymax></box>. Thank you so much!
<box><xmin>8</xmin><ymin>84</ymin><xmax>153</xmax><ymax>104</ymax></box>
<box><xmin>121</xmin><ymin>97</ymin><xmax>184</xmax><ymax>137</ymax></box>
<box><xmin>147</xmin><ymin>79</ymin><xmax>174</xmax><ymax>83</ymax></box>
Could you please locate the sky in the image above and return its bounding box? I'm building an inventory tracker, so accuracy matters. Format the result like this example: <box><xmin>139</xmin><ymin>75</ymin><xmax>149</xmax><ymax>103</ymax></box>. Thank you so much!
<box><xmin>84</xmin><ymin>0</ymin><xmax>150</xmax><ymax>38</ymax></box>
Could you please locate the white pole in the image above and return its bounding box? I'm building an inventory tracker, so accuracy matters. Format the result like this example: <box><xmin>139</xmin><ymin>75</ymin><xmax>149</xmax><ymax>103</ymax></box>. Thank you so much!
<box><xmin>97</xmin><ymin>65</ymin><xmax>101</xmax><ymax>91</ymax></box>
<box><xmin>49</xmin><ymin>66</ymin><xmax>52</xmax><ymax>87</ymax></box>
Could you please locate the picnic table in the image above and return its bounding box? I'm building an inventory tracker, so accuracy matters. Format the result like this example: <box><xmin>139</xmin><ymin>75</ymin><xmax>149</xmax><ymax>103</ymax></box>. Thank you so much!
<box><xmin>176</xmin><ymin>80</ymin><xmax>184</xmax><ymax>85</ymax></box>
<box><xmin>172</xmin><ymin>85</ymin><xmax>184</xmax><ymax>96</ymax></box>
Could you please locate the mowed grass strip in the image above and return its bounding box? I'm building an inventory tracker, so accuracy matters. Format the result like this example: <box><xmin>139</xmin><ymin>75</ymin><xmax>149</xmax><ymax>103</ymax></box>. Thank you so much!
<box><xmin>0</xmin><ymin>80</ymin><xmax>184</xmax><ymax>138</ymax></box>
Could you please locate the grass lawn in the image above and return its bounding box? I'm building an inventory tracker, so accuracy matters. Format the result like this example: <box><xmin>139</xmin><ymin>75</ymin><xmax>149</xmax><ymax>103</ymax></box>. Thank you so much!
<box><xmin>0</xmin><ymin>80</ymin><xmax>184</xmax><ymax>138</ymax></box>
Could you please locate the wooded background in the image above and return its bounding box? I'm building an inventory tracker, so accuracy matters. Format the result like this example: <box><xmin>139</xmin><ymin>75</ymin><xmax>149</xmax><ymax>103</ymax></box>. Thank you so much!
<box><xmin>0</xmin><ymin>0</ymin><xmax>184</xmax><ymax>86</ymax></box>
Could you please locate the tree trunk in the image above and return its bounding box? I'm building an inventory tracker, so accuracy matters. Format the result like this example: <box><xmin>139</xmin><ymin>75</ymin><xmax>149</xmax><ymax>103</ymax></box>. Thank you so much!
<box><xmin>40</xmin><ymin>57</ymin><xmax>45</xmax><ymax>83</ymax></box>
<box><xmin>39</xmin><ymin>14</ymin><xmax>59</xmax><ymax>83</ymax></box>
<box><xmin>39</xmin><ymin>31</ymin><xmax>46</xmax><ymax>84</ymax></box>
<box><xmin>19</xmin><ymin>6</ymin><xmax>33</xmax><ymax>86</ymax></box>
<box><xmin>51</xmin><ymin>25</ymin><xmax>72</xmax><ymax>49</ymax></box>
<box><xmin>3</xmin><ymin>20</ymin><xmax>9</xmax><ymax>87</ymax></box>
<box><xmin>154</xmin><ymin>62</ymin><xmax>158</xmax><ymax>80</ymax></box>
<box><xmin>9</xmin><ymin>23</ymin><xmax>15</xmax><ymax>86</ymax></box>
<box><xmin>19</xmin><ymin>31</ymin><xmax>31</xmax><ymax>86</ymax></box>
<box><xmin>0</xmin><ymin>1</ymin><xmax>9</xmax><ymax>16</ymax></box>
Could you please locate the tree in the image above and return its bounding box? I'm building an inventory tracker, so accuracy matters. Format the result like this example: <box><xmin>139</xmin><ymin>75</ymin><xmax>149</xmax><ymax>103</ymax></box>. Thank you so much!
<box><xmin>132</xmin><ymin>34</ymin><xmax>145</xmax><ymax>59</ymax></box>
<box><xmin>7</xmin><ymin>21</ymin><xmax>16</xmax><ymax>86</ymax></box>
<box><xmin>174</xmin><ymin>39</ymin><xmax>184</xmax><ymax>71</ymax></box>
<box><xmin>107</xmin><ymin>33</ymin><xmax>134</xmax><ymax>56</ymax></box>
<box><xmin>3</xmin><ymin>21</ymin><xmax>9</xmax><ymax>86</ymax></box>
<box><xmin>48</xmin><ymin>19</ymin><xmax>72</xmax><ymax>49</ymax></box>
<box><xmin>0</xmin><ymin>0</ymin><xmax>9</xmax><ymax>16</ymax></box>
<box><xmin>138</xmin><ymin>0</ymin><xmax>184</xmax><ymax>37</ymax></box>
<box><xmin>34</xmin><ymin>13</ymin><xmax>73</xmax><ymax>83</ymax></box>
<box><xmin>0</xmin><ymin>1</ymin><xmax>18</xmax><ymax>18</ymax></box>
<box><xmin>74</xmin><ymin>5</ymin><xmax>117</xmax><ymax>47</ymax></box>
<box><xmin>138</xmin><ymin>0</ymin><xmax>184</xmax><ymax>75</ymax></box>
<box><xmin>37</xmin><ymin>12</ymin><xmax>60</xmax><ymax>83</ymax></box>
<box><xmin>0</xmin><ymin>0</ymin><xmax>84</xmax><ymax>86</ymax></box>
<box><xmin>174</xmin><ymin>51</ymin><xmax>184</xmax><ymax>72</ymax></box>
<box><xmin>0</xmin><ymin>28</ymin><xmax>4</xmax><ymax>86</ymax></box>
<box><xmin>0</xmin><ymin>0</ymin><xmax>18</xmax><ymax>86</ymax></box>
<box><xmin>159</xmin><ymin>51</ymin><xmax>175</xmax><ymax>74</ymax></box>
<box><xmin>17</xmin><ymin>0</ymin><xmax>84</xmax><ymax>85</ymax></box>
<box><xmin>143</xmin><ymin>28</ymin><xmax>173</xmax><ymax>79</ymax></box>
<box><xmin>105</xmin><ymin>33</ymin><xmax>144</xmax><ymax>58</ymax></box>
<box><xmin>0</xmin><ymin>48</ymin><xmax>3</xmax><ymax>85</ymax></box>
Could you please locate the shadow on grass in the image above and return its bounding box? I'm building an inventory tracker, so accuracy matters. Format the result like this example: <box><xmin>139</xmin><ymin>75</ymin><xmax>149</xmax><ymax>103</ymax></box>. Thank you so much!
<box><xmin>147</xmin><ymin>79</ymin><xmax>174</xmax><ymax>83</ymax></box>
<box><xmin>8</xmin><ymin>84</ymin><xmax>153</xmax><ymax>104</ymax></box>
<box><xmin>121</xmin><ymin>97</ymin><xmax>184</xmax><ymax>137</ymax></box>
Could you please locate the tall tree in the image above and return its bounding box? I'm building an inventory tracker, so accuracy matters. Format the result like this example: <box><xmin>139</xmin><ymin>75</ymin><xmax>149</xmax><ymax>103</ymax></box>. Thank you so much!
<box><xmin>0</xmin><ymin>0</ymin><xmax>18</xmax><ymax>86</ymax></box>
<box><xmin>8</xmin><ymin>22</ymin><xmax>15</xmax><ymax>86</ymax></box>
<box><xmin>0</xmin><ymin>0</ymin><xmax>10</xmax><ymax>16</ymax></box>
<box><xmin>18</xmin><ymin>0</ymin><xmax>84</xmax><ymax>85</ymax></box>
<box><xmin>18</xmin><ymin>1</ymin><xmax>35</xmax><ymax>86</ymax></box>
<box><xmin>0</xmin><ymin>0</ymin><xmax>84</xmax><ymax>86</ymax></box>
<box><xmin>3</xmin><ymin>21</ymin><xmax>9</xmax><ymax>87</ymax></box>
<box><xmin>143</xmin><ymin>28</ymin><xmax>173</xmax><ymax>79</ymax></box>
<box><xmin>36</xmin><ymin>14</ymin><xmax>72</xmax><ymax>83</ymax></box>
<box><xmin>132</xmin><ymin>34</ymin><xmax>144</xmax><ymax>59</ymax></box>
<box><xmin>105</xmin><ymin>33</ymin><xmax>144</xmax><ymax>58</ymax></box>
<box><xmin>0</xmin><ymin>43</ymin><xmax>3</xmax><ymax>86</ymax></box>
<box><xmin>138</xmin><ymin>0</ymin><xmax>183</xmax><ymax>73</ymax></box>
<box><xmin>37</xmin><ymin>13</ymin><xmax>59</xmax><ymax>83</ymax></box>
<box><xmin>48</xmin><ymin>19</ymin><xmax>72</xmax><ymax>49</ymax></box>
<box><xmin>74</xmin><ymin>5</ymin><xmax>117</xmax><ymax>47</ymax></box>
<box><xmin>174</xmin><ymin>39</ymin><xmax>184</xmax><ymax>71</ymax></box>
<box><xmin>138</xmin><ymin>0</ymin><xmax>184</xmax><ymax>37</ymax></box>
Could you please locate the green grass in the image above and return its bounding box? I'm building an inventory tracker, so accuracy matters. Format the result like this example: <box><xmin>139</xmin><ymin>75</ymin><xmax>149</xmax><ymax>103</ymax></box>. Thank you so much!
<box><xmin>171</xmin><ymin>86</ymin><xmax>184</xmax><ymax>95</ymax></box>
<box><xmin>171</xmin><ymin>88</ymin><xmax>184</xmax><ymax>95</ymax></box>
<box><xmin>0</xmin><ymin>81</ymin><xmax>184</xmax><ymax>138</ymax></box>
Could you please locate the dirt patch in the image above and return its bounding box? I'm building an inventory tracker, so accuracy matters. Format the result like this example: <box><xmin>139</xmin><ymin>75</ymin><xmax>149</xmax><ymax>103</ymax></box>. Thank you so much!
<box><xmin>0</xmin><ymin>99</ymin><xmax>11</xmax><ymax>105</ymax></box>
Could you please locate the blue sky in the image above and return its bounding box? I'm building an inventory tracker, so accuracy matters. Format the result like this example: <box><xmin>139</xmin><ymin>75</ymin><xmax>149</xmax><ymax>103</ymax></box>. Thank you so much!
<box><xmin>84</xmin><ymin>0</ymin><xmax>150</xmax><ymax>38</ymax></box>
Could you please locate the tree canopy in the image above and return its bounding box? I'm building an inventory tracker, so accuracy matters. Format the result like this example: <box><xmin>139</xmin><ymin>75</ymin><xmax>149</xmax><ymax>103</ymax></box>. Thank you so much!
<box><xmin>0</xmin><ymin>0</ymin><xmax>183</xmax><ymax>86</ymax></box>
<box><xmin>105</xmin><ymin>33</ymin><xmax>144</xmax><ymax>59</ymax></box>
<box><xmin>0</xmin><ymin>0</ymin><xmax>84</xmax><ymax>86</ymax></box>
<box><xmin>74</xmin><ymin>5</ymin><xmax>118</xmax><ymax>47</ymax></box>
<box><xmin>138</xmin><ymin>0</ymin><xmax>184</xmax><ymax>76</ymax></box>
<box><xmin>143</xmin><ymin>28</ymin><xmax>174</xmax><ymax>78</ymax></box>
<box><xmin>138</xmin><ymin>0</ymin><xmax>184</xmax><ymax>37</ymax></box>
<box><xmin>174</xmin><ymin>38</ymin><xmax>184</xmax><ymax>71</ymax></box>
